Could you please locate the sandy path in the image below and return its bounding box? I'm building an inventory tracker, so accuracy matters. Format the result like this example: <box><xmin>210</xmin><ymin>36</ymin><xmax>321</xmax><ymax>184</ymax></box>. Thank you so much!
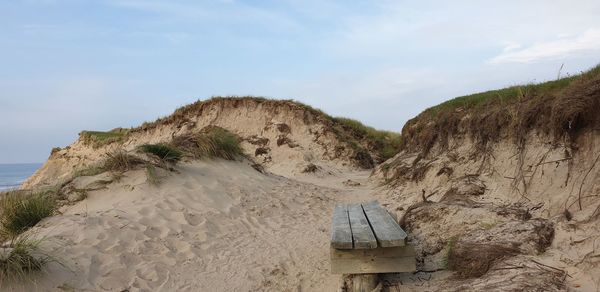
<box><xmin>10</xmin><ymin>161</ymin><xmax>375</xmax><ymax>292</ymax></box>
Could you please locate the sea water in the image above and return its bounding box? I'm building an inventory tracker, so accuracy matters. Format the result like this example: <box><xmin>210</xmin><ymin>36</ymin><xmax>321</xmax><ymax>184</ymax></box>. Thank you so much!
<box><xmin>0</xmin><ymin>163</ymin><xmax>42</xmax><ymax>191</ymax></box>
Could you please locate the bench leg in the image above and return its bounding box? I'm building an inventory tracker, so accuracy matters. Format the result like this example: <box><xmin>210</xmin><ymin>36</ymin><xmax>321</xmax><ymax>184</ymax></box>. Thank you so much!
<box><xmin>348</xmin><ymin>273</ymin><xmax>381</xmax><ymax>292</ymax></box>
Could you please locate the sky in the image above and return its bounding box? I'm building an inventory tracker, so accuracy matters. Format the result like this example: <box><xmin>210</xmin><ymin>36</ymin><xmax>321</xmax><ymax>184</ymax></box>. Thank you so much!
<box><xmin>1</xmin><ymin>0</ymin><xmax>600</xmax><ymax>163</ymax></box>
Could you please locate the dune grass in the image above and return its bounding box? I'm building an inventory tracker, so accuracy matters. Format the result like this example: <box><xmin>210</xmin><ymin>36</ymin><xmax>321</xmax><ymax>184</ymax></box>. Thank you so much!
<box><xmin>425</xmin><ymin>64</ymin><xmax>600</xmax><ymax>115</ymax></box>
<box><xmin>139</xmin><ymin>144</ymin><xmax>183</xmax><ymax>164</ymax></box>
<box><xmin>0</xmin><ymin>192</ymin><xmax>56</xmax><ymax>239</ymax></box>
<box><xmin>171</xmin><ymin>126</ymin><xmax>243</xmax><ymax>160</ymax></box>
<box><xmin>80</xmin><ymin>128</ymin><xmax>129</xmax><ymax>148</ymax></box>
<box><xmin>145</xmin><ymin>165</ymin><xmax>161</xmax><ymax>186</ymax></box>
<box><xmin>0</xmin><ymin>235</ymin><xmax>53</xmax><ymax>283</ymax></box>
<box><xmin>401</xmin><ymin>63</ymin><xmax>600</xmax><ymax>154</ymax></box>
<box><xmin>73</xmin><ymin>165</ymin><xmax>106</xmax><ymax>178</ymax></box>
<box><xmin>102</xmin><ymin>151</ymin><xmax>145</xmax><ymax>172</ymax></box>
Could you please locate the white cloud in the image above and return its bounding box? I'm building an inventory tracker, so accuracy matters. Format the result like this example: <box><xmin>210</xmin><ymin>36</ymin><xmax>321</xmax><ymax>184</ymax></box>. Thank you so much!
<box><xmin>489</xmin><ymin>29</ymin><xmax>600</xmax><ymax>64</ymax></box>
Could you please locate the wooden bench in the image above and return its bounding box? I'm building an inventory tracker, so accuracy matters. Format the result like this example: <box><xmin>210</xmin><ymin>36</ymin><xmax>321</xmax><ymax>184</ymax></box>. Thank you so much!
<box><xmin>330</xmin><ymin>201</ymin><xmax>415</xmax><ymax>291</ymax></box>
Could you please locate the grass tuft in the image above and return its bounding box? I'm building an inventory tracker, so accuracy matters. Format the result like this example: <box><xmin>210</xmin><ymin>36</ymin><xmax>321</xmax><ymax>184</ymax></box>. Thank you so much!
<box><xmin>172</xmin><ymin>126</ymin><xmax>243</xmax><ymax>160</ymax></box>
<box><xmin>145</xmin><ymin>165</ymin><xmax>161</xmax><ymax>186</ymax></box>
<box><xmin>0</xmin><ymin>235</ymin><xmax>53</xmax><ymax>283</ymax></box>
<box><xmin>73</xmin><ymin>166</ymin><xmax>106</xmax><ymax>178</ymax></box>
<box><xmin>102</xmin><ymin>151</ymin><xmax>145</xmax><ymax>172</ymax></box>
<box><xmin>0</xmin><ymin>192</ymin><xmax>56</xmax><ymax>238</ymax></box>
<box><xmin>139</xmin><ymin>144</ymin><xmax>183</xmax><ymax>164</ymax></box>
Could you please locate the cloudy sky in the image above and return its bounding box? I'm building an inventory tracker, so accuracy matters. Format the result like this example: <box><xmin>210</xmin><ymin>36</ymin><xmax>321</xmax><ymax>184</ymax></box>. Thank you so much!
<box><xmin>1</xmin><ymin>0</ymin><xmax>600</xmax><ymax>163</ymax></box>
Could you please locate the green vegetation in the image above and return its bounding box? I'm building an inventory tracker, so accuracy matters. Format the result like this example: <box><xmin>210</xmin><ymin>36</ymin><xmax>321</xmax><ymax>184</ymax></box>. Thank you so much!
<box><xmin>73</xmin><ymin>165</ymin><xmax>107</xmax><ymax>177</ymax></box>
<box><xmin>0</xmin><ymin>191</ymin><xmax>56</xmax><ymax>238</ymax></box>
<box><xmin>0</xmin><ymin>235</ymin><xmax>53</xmax><ymax>283</ymax></box>
<box><xmin>80</xmin><ymin>128</ymin><xmax>129</xmax><ymax>148</ymax></box>
<box><xmin>145</xmin><ymin>165</ymin><xmax>161</xmax><ymax>186</ymax></box>
<box><xmin>139</xmin><ymin>144</ymin><xmax>183</xmax><ymax>164</ymax></box>
<box><xmin>442</xmin><ymin>236</ymin><xmax>458</xmax><ymax>269</ymax></box>
<box><xmin>102</xmin><ymin>151</ymin><xmax>145</xmax><ymax>172</ymax></box>
<box><xmin>172</xmin><ymin>126</ymin><xmax>243</xmax><ymax>160</ymax></box>
<box><xmin>332</xmin><ymin>117</ymin><xmax>401</xmax><ymax>161</ymax></box>
<box><xmin>479</xmin><ymin>222</ymin><xmax>498</xmax><ymax>230</ymax></box>
<box><xmin>401</xmin><ymin>64</ymin><xmax>600</xmax><ymax>154</ymax></box>
<box><xmin>426</xmin><ymin>64</ymin><xmax>600</xmax><ymax>115</ymax></box>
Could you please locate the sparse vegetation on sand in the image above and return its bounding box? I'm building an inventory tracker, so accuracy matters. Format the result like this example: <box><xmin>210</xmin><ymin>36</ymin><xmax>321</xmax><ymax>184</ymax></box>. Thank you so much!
<box><xmin>139</xmin><ymin>144</ymin><xmax>183</xmax><ymax>164</ymax></box>
<box><xmin>171</xmin><ymin>126</ymin><xmax>243</xmax><ymax>160</ymax></box>
<box><xmin>0</xmin><ymin>235</ymin><xmax>53</xmax><ymax>283</ymax></box>
<box><xmin>0</xmin><ymin>191</ymin><xmax>56</xmax><ymax>238</ymax></box>
<box><xmin>75</xmin><ymin>131</ymin><xmax>243</xmax><ymax>187</ymax></box>
<box><xmin>102</xmin><ymin>151</ymin><xmax>146</xmax><ymax>173</ymax></box>
<box><xmin>145</xmin><ymin>165</ymin><xmax>161</xmax><ymax>186</ymax></box>
<box><xmin>80</xmin><ymin>128</ymin><xmax>129</xmax><ymax>148</ymax></box>
<box><xmin>401</xmin><ymin>64</ymin><xmax>600</xmax><ymax>154</ymax></box>
<box><xmin>73</xmin><ymin>165</ymin><xmax>106</xmax><ymax>178</ymax></box>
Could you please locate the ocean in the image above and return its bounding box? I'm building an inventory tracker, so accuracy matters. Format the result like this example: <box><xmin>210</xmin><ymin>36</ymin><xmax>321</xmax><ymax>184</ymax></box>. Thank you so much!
<box><xmin>0</xmin><ymin>163</ymin><xmax>42</xmax><ymax>191</ymax></box>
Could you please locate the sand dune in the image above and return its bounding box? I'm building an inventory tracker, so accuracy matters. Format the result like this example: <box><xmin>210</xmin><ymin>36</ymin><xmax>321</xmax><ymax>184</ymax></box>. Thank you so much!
<box><xmin>11</xmin><ymin>160</ymin><xmax>375</xmax><ymax>291</ymax></box>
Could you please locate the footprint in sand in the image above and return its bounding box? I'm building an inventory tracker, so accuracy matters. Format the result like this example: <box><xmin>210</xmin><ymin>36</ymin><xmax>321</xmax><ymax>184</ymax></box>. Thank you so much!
<box><xmin>183</xmin><ymin>211</ymin><xmax>204</xmax><ymax>226</ymax></box>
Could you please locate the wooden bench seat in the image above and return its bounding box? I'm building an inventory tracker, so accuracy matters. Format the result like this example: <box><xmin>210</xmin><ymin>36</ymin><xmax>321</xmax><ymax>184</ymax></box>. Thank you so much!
<box><xmin>330</xmin><ymin>201</ymin><xmax>415</xmax><ymax>275</ymax></box>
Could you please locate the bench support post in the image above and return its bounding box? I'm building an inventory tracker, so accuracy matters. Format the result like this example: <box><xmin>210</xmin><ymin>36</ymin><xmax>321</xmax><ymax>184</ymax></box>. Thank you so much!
<box><xmin>349</xmin><ymin>274</ymin><xmax>380</xmax><ymax>292</ymax></box>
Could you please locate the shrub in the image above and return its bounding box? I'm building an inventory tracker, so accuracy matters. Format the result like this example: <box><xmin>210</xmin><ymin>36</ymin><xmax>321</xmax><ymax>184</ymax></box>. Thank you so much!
<box><xmin>172</xmin><ymin>126</ymin><xmax>243</xmax><ymax>160</ymax></box>
<box><xmin>0</xmin><ymin>235</ymin><xmax>52</xmax><ymax>283</ymax></box>
<box><xmin>0</xmin><ymin>192</ymin><xmax>56</xmax><ymax>238</ymax></box>
<box><xmin>139</xmin><ymin>144</ymin><xmax>182</xmax><ymax>164</ymax></box>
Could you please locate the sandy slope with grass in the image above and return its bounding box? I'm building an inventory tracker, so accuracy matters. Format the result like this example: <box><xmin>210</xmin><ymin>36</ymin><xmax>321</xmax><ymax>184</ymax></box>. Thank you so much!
<box><xmin>8</xmin><ymin>160</ymin><xmax>375</xmax><ymax>291</ymax></box>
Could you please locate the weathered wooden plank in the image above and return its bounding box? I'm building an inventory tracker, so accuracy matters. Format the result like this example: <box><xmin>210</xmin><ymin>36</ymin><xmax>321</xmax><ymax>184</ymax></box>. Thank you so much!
<box><xmin>330</xmin><ymin>246</ymin><xmax>415</xmax><ymax>259</ymax></box>
<box><xmin>331</xmin><ymin>204</ymin><xmax>353</xmax><ymax>249</ymax></box>
<box><xmin>362</xmin><ymin>201</ymin><xmax>407</xmax><ymax>247</ymax></box>
<box><xmin>330</xmin><ymin>246</ymin><xmax>416</xmax><ymax>274</ymax></box>
<box><xmin>348</xmin><ymin>203</ymin><xmax>377</xmax><ymax>249</ymax></box>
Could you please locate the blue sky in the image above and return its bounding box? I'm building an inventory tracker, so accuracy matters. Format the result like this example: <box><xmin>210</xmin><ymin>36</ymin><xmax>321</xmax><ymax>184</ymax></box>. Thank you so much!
<box><xmin>1</xmin><ymin>0</ymin><xmax>600</xmax><ymax>163</ymax></box>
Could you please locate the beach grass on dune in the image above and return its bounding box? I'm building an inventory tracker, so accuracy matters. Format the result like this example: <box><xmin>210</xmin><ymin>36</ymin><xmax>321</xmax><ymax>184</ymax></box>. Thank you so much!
<box><xmin>171</xmin><ymin>126</ymin><xmax>243</xmax><ymax>160</ymax></box>
<box><xmin>0</xmin><ymin>235</ymin><xmax>53</xmax><ymax>283</ymax></box>
<box><xmin>102</xmin><ymin>151</ymin><xmax>145</xmax><ymax>173</ymax></box>
<box><xmin>80</xmin><ymin>128</ymin><xmax>129</xmax><ymax>147</ymax></box>
<box><xmin>139</xmin><ymin>144</ymin><xmax>183</xmax><ymax>164</ymax></box>
<box><xmin>0</xmin><ymin>191</ymin><xmax>56</xmax><ymax>238</ymax></box>
<box><xmin>425</xmin><ymin>63</ymin><xmax>600</xmax><ymax>115</ymax></box>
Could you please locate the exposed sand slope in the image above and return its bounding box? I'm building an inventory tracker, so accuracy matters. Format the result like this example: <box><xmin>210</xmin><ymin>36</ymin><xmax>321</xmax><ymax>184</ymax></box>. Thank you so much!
<box><xmin>12</xmin><ymin>160</ymin><xmax>375</xmax><ymax>292</ymax></box>
<box><xmin>373</xmin><ymin>132</ymin><xmax>600</xmax><ymax>291</ymax></box>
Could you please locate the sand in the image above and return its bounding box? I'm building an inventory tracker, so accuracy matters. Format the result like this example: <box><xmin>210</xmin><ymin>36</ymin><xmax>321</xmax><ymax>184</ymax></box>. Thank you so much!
<box><xmin>11</xmin><ymin>160</ymin><xmax>375</xmax><ymax>291</ymax></box>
